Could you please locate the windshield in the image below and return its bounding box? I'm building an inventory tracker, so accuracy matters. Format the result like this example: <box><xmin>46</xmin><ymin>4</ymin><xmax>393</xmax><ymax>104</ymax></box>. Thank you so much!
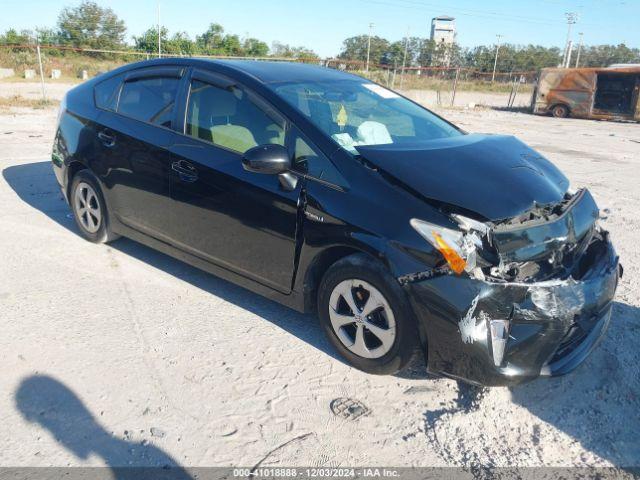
<box><xmin>271</xmin><ymin>79</ymin><xmax>462</xmax><ymax>154</ymax></box>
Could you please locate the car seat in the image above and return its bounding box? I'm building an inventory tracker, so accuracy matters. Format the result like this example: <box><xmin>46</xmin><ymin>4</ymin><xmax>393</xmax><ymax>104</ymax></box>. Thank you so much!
<box><xmin>209</xmin><ymin>91</ymin><xmax>258</xmax><ymax>153</ymax></box>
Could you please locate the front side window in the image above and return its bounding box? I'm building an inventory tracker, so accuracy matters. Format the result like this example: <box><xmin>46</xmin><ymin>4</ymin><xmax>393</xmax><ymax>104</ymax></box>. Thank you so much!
<box><xmin>186</xmin><ymin>79</ymin><xmax>285</xmax><ymax>154</ymax></box>
<box><xmin>291</xmin><ymin>129</ymin><xmax>346</xmax><ymax>187</ymax></box>
<box><xmin>117</xmin><ymin>76</ymin><xmax>180</xmax><ymax>128</ymax></box>
<box><xmin>272</xmin><ymin>79</ymin><xmax>461</xmax><ymax>154</ymax></box>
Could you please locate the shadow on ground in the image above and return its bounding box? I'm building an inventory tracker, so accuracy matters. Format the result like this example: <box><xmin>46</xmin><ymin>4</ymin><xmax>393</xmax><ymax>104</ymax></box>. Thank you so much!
<box><xmin>16</xmin><ymin>374</ymin><xmax>193</xmax><ymax>477</ymax></box>
<box><xmin>509</xmin><ymin>300</ymin><xmax>640</xmax><ymax>467</ymax></box>
<box><xmin>420</xmin><ymin>301</ymin><xmax>640</xmax><ymax>467</ymax></box>
<box><xmin>2</xmin><ymin>161</ymin><xmax>340</xmax><ymax>364</ymax></box>
<box><xmin>489</xmin><ymin>105</ymin><xmax>533</xmax><ymax>114</ymax></box>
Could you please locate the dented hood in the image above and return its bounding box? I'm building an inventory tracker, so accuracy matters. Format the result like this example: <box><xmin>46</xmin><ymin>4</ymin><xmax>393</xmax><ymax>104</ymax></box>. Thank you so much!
<box><xmin>356</xmin><ymin>134</ymin><xmax>570</xmax><ymax>221</ymax></box>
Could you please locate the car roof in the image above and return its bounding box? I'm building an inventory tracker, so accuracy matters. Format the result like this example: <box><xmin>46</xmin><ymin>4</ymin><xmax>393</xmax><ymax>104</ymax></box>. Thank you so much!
<box><xmin>110</xmin><ymin>58</ymin><xmax>365</xmax><ymax>85</ymax></box>
<box><xmin>209</xmin><ymin>59</ymin><xmax>365</xmax><ymax>84</ymax></box>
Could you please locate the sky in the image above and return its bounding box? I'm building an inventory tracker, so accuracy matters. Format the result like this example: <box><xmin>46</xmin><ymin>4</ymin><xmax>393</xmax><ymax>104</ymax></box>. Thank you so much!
<box><xmin>1</xmin><ymin>0</ymin><xmax>639</xmax><ymax>57</ymax></box>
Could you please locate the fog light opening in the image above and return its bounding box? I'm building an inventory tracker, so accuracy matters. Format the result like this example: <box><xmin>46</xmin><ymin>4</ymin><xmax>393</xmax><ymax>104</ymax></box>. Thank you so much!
<box><xmin>489</xmin><ymin>319</ymin><xmax>510</xmax><ymax>367</ymax></box>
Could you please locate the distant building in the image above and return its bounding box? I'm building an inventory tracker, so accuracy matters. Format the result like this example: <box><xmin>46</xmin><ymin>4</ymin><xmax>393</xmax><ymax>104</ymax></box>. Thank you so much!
<box><xmin>430</xmin><ymin>16</ymin><xmax>456</xmax><ymax>45</ymax></box>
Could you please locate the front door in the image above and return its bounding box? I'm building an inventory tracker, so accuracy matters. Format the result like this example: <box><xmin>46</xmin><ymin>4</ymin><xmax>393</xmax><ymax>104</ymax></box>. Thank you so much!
<box><xmin>167</xmin><ymin>71</ymin><xmax>301</xmax><ymax>293</ymax></box>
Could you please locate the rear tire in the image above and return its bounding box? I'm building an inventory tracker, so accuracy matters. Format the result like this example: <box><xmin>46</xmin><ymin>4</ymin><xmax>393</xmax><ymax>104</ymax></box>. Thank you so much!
<box><xmin>552</xmin><ymin>104</ymin><xmax>569</xmax><ymax>118</ymax></box>
<box><xmin>70</xmin><ymin>170</ymin><xmax>119</xmax><ymax>244</ymax></box>
<box><xmin>317</xmin><ymin>253</ymin><xmax>420</xmax><ymax>375</ymax></box>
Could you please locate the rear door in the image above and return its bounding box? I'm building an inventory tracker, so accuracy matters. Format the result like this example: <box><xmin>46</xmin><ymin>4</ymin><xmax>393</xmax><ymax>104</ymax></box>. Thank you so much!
<box><xmin>95</xmin><ymin>66</ymin><xmax>184</xmax><ymax>238</ymax></box>
<box><xmin>166</xmin><ymin>70</ymin><xmax>302</xmax><ymax>293</ymax></box>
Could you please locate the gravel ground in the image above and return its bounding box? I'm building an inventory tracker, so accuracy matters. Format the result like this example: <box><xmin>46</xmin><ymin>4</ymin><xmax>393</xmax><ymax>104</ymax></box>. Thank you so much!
<box><xmin>0</xmin><ymin>80</ymin><xmax>531</xmax><ymax>108</ymax></box>
<box><xmin>0</xmin><ymin>83</ymin><xmax>638</xmax><ymax>469</ymax></box>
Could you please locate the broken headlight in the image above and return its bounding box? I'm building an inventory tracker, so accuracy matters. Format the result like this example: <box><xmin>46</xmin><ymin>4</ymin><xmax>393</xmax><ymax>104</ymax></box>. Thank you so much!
<box><xmin>410</xmin><ymin>218</ymin><xmax>483</xmax><ymax>275</ymax></box>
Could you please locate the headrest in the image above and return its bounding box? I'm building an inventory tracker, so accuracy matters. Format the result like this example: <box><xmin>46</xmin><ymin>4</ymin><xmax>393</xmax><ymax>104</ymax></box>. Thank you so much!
<box><xmin>211</xmin><ymin>90</ymin><xmax>238</xmax><ymax>117</ymax></box>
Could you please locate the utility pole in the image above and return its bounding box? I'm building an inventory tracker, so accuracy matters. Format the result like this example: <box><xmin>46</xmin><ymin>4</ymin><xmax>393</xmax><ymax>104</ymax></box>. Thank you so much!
<box><xmin>365</xmin><ymin>22</ymin><xmax>374</xmax><ymax>72</ymax></box>
<box><xmin>157</xmin><ymin>1</ymin><xmax>161</xmax><ymax>58</ymax></box>
<box><xmin>562</xmin><ymin>12</ymin><xmax>578</xmax><ymax>67</ymax></box>
<box><xmin>35</xmin><ymin>37</ymin><xmax>46</xmax><ymax>101</ymax></box>
<box><xmin>491</xmin><ymin>34</ymin><xmax>503</xmax><ymax>83</ymax></box>
<box><xmin>400</xmin><ymin>27</ymin><xmax>410</xmax><ymax>89</ymax></box>
<box><xmin>575</xmin><ymin>32</ymin><xmax>584</xmax><ymax>68</ymax></box>
<box><xmin>565</xmin><ymin>40</ymin><xmax>574</xmax><ymax>68</ymax></box>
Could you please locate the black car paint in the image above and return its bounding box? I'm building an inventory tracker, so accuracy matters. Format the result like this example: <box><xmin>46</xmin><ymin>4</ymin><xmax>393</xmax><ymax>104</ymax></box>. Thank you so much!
<box><xmin>407</xmin><ymin>231</ymin><xmax>619</xmax><ymax>386</ymax></box>
<box><xmin>52</xmin><ymin>58</ymin><xmax>619</xmax><ymax>386</ymax></box>
<box><xmin>167</xmin><ymin>132</ymin><xmax>301</xmax><ymax>293</ymax></box>
<box><xmin>356</xmin><ymin>134</ymin><xmax>571</xmax><ymax>221</ymax></box>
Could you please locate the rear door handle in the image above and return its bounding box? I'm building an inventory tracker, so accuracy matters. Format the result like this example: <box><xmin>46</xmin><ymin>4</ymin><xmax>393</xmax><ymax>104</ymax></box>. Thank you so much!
<box><xmin>97</xmin><ymin>130</ymin><xmax>116</xmax><ymax>147</ymax></box>
<box><xmin>171</xmin><ymin>160</ymin><xmax>198</xmax><ymax>182</ymax></box>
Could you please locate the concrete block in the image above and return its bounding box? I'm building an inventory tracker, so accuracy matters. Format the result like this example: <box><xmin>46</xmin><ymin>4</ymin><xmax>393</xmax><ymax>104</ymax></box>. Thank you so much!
<box><xmin>0</xmin><ymin>68</ymin><xmax>15</xmax><ymax>79</ymax></box>
<box><xmin>24</xmin><ymin>69</ymin><xmax>36</xmax><ymax>79</ymax></box>
<box><xmin>50</xmin><ymin>69</ymin><xmax>62</xmax><ymax>79</ymax></box>
<box><xmin>78</xmin><ymin>70</ymin><xmax>89</xmax><ymax>80</ymax></box>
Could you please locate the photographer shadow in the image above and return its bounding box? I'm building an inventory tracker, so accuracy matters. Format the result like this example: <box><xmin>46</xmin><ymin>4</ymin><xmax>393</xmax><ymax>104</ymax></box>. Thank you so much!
<box><xmin>16</xmin><ymin>374</ymin><xmax>193</xmax><ymax>478</ymax></box>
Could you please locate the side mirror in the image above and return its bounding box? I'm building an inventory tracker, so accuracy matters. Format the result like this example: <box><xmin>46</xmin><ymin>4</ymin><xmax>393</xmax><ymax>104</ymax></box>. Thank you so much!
<box><xmin>242</xmin><ymin>144</ymin><xmax>291</xmax><ymax>175</ymax></box>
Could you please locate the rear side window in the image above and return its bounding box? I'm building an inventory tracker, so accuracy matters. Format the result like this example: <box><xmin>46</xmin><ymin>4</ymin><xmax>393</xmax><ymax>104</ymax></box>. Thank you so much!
<box><xmin>117</xmin><ymin>76</ymin><xmax>180</xmax><ymax>128</ymax></box>
<box><xmin>94</xmin><ymin>74</ymin><xmax>123</xmax><ymax>111</ymax></box>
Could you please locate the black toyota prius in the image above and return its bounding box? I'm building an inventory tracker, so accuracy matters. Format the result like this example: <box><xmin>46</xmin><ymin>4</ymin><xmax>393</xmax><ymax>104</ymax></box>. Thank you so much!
<box><xmin>51</xmin><ymin>58</ymin><xmax>621</xmax><ymax>386</ymax></box>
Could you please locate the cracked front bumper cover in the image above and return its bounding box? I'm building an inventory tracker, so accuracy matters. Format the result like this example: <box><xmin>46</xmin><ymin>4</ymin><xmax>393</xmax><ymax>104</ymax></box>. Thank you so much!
<box><xmin>403</xmin><ymin>234</ymin><xmax>620</xmax><ymax>386</ymax></box>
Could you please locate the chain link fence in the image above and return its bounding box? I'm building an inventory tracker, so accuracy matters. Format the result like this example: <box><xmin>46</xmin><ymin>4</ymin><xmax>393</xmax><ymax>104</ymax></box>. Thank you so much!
<box><xmin>0</xmin><ymin>44</ymin><xmax>537</xmax><ymax>109</ymax></box>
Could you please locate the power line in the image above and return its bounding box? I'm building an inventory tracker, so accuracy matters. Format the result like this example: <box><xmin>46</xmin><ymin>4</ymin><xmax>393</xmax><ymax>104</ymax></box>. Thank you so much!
<box><xmin>358</xmin><ymin>0</ymin><xmax>602</xmax><ymax>29</ymax></box>
<box><xmin>395</xmin><ymin>0</ymin><xmax>559</xmax><ymax>24</ymax></box>
<box><xmin>360</xmin><ymin>0</ymin><xmax>561</xmax><ymax>27</ymax></box>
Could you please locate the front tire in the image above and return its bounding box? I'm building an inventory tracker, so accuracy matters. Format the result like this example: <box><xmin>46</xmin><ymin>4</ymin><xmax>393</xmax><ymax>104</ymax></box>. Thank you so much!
<box><xmin>317</xmin><ymin>253</ymin><xmax>420</xmax><ymax>375</ymax></box>
<box><xmin>70</xmin><ymin>170</ymin><xmax>119</xmax><ymax>244</ymax></box>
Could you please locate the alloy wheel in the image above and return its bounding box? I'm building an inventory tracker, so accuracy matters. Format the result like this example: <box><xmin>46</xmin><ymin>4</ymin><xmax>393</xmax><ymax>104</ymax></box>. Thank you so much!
<box><xmin>74</xmin><ymin>182</ymin><xmax>102</xmax><ymax>234</ymax></box>
<box><xmin>328</xmin><ymin>279</ymin><xmax>396</xmax><ymax>359</ymax></box>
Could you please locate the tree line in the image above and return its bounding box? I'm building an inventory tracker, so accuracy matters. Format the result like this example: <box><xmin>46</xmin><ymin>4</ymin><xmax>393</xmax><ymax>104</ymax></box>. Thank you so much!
<box><xmin>339</xmin><ymin>35</ymin><xmax>639</xmax><ymax>71</ymax></box>
<box><xmin>1</xmin><ymin>0</ymin><xmax>638</xmax><ymax>69</ymax></box>
<box><xmin>0</xmin><ymin>1</ymin><xmax>318</xmax><ymax>59</ymax></box>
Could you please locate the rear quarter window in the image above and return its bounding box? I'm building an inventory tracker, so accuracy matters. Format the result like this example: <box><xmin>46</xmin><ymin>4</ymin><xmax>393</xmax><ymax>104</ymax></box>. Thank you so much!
<box><xmin>94</xmin><ymin>74</ymin><xmax>123</xmax><ymax>111</ymax></box>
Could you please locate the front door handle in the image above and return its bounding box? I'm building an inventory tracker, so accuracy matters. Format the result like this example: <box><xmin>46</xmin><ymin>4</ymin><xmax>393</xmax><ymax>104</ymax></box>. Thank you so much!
<box><xmin>171</xmin><ymin>160</ymin><xmax>198</xmax><ymax>182</ymax></box>
<box><xmin>97</xmin><ymin>130</ymin><xmax>116</xmax><ymax>147</ymax></box>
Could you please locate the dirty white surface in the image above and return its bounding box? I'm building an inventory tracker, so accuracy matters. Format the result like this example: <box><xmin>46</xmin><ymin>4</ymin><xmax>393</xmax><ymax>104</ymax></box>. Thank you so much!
<box><xmin>0</xmin><ymin>85</ymin><xmax>639</xmax><ymax>468</ymax></box>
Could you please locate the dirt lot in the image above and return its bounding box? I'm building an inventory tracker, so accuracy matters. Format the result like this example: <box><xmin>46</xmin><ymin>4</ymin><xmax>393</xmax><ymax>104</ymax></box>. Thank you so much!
<box><xmin>0</xmin><ymin>82</ymin><xmax>639</xmax><ymax>469</ymax></box>
<box><xmin>0</xmin><ymin>80</ymin><xmax>532</xmax><ymax>109</ymax></box>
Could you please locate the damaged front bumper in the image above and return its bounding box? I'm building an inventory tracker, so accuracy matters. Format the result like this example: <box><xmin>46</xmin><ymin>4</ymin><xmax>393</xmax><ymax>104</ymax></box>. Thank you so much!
<box><xmin>403</xmin><ymin>229</ymin><xmax>620</xmax><ymax>387</ymax></box>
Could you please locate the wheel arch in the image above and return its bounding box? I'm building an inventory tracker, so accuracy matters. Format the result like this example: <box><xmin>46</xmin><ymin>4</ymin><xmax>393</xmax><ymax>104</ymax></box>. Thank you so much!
<box><xmin>311</xmin><ymin>247</ymin><xmax>427</xmax><ymax>374</ymax></box>
<box><xmin>302</xmin><ymin>245</ymin><xmax>381</xmax><ymax>314</ymax></box>
<box><xmin>65</xmin><ymin>160</ymin><xmax>88</xmax><ymax>200</ymax></box>
<box><xmin>302</xmin><ymin>239</ymin><xmax>432</xmax><ymax>360</ymax></box>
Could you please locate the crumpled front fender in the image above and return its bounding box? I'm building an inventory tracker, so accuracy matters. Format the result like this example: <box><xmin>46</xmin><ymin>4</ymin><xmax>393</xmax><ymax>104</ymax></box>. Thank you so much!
<box><xmin>403</xmin><ymin>234</ymin><xmax>619</xmax><ymax>386</ymax></box>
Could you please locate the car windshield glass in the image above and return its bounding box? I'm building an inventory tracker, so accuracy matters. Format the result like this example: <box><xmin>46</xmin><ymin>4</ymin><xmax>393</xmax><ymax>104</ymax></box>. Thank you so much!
<box><xmin>271</xmin><ymin>79</ymin><xmax>462</xmax><ymax>154</ymax></box>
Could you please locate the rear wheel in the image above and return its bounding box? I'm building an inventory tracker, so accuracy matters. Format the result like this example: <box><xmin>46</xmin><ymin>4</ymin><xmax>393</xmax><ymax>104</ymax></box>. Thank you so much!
<box><xmin>317</xmin><ymin>253</ymin><xmax>420</xmax><ymax>375</ymax></box>
<box><xmin>70</xmin><ymin>170</ymin><xmax>119</xmax><ymax>244</ymax></box>
<box><xmin>552</xmin><ymin>104</ymin><xmax>569</xmax><ymax>118</ymax></box>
